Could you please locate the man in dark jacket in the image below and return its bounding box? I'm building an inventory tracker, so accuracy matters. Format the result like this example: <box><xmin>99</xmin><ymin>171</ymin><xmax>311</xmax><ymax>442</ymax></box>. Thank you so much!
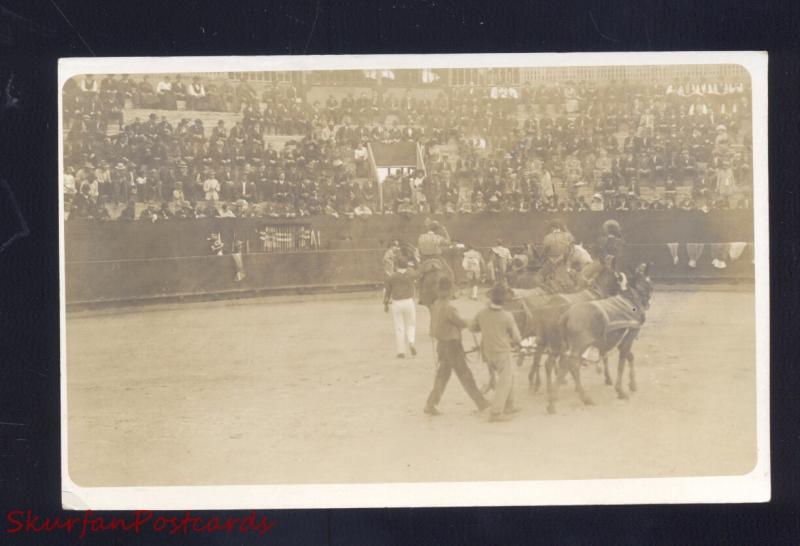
<box><xmin>423</xmin><ymin>277</ymin><xmax>490</xmax><ymax>416</ymax></box>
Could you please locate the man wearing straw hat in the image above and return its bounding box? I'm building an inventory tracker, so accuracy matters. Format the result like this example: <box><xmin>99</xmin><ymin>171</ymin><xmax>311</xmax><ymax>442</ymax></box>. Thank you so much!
<box><xmin>469</xmin><ymin>284</ymin><xmax>522</xmax><ymax>422</ymax></box>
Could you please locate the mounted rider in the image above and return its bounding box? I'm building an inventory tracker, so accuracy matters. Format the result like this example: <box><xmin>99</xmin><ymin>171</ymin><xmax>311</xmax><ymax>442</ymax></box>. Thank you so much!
<box><xmin>597</xmin><ymin>219</ymin><xmax>626</xmax><ymax>268</ymax></box>
<box><xmin>417</xmin><ymin>219</ymin><xmax>455</xmax><ymax>281</ymax></box>
<box><xmin>584</xmin><ymin>218</ymin><xmax>627</xmax><ymax>288</ymax></box>
<box><xmin>540</xmin><ymin>220</ymin><xmax>580</xmax><ymax>293</ymax></box>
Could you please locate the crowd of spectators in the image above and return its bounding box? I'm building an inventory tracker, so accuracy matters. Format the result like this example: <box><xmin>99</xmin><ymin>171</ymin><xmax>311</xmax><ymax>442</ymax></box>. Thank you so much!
<box><xmin>63</xmin><ymin>73</ymin><xmax>753</xmax><ymax>221</ymax></box>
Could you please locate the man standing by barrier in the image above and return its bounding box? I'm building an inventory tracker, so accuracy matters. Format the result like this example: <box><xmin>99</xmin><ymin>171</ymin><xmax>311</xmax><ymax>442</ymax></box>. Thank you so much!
<box><xmin>470</xmin><ymin>284</ymin><xmax>522</xmax><ymax>422</ymax></box>
<box><xmin>384</xmin><ymin>258</ymin><xmax>418</xmax><ymax>359</ymax></box>
<box><xmin>423</xmin><ymin>277</ymin><xmax>490</xmax><ymax>416</ymax></box>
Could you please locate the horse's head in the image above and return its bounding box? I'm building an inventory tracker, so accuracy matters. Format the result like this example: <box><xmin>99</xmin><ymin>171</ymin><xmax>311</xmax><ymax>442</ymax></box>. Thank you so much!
<box><xmin>627</xmin><ymin>262</ymin><xmax>654</xmax><ymax>310</ymax></box>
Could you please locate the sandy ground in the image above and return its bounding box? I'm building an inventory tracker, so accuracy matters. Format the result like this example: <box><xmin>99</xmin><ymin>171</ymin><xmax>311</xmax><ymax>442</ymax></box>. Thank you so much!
<box><xmin>66</xmin><ymin>287</ymin><xmax>757</xmax><ymax>487</ymax></box>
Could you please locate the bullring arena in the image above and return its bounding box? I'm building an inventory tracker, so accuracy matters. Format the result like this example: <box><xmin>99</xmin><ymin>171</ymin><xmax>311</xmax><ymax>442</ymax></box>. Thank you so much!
<box><xmin>65</xmin><ymin>284</ymin><xmax>756</xmax><ymax>486</ymax></box>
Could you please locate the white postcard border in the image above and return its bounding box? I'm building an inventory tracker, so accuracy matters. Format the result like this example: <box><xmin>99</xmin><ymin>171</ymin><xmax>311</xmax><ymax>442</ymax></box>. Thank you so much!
<box><xmin>58</xmin><ymin>50</ymin><xmax>770</xmax><ymax>510</ymax></box>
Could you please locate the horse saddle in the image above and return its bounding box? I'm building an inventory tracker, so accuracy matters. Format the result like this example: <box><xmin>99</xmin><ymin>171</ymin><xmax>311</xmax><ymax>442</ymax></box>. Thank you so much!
<box><xmin>420</xmin><ymin>257</ymin><xmax>445</xmax><ymax>274</ymax></box>
<box><xmin>589</xmin><ymin>295</ymin><xmax>645</xmax><ymax>334</ymax></box>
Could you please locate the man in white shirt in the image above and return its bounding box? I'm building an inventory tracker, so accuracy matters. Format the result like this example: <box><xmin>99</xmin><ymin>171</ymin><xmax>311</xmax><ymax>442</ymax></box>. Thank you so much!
<box><xmin>156</xmin><ymin>76</ymin><xmax>175</xmax><ymax>109</ymax></box>
<box><xmin>203</xmin><ymin>172</ymin><xmax>220</xmax><ymax>201</ymax></box>
<box><xmin>187</xmin><ymin>77</ymin><xmax>206</xmax><ymax>110</ymax></box>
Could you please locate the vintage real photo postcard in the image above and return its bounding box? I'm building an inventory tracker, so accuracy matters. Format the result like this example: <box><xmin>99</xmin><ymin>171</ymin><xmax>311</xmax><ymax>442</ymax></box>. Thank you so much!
<box><xmin>59</xmin><ymin>51</ymin><xmax>769</xmax><ymax>509</ymax></box>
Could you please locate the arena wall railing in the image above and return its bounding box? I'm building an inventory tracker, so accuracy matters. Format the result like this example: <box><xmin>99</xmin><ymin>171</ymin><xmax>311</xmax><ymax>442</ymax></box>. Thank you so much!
<box><xmin>64</xmin><ymin>211</ymin><xmax>755</xmax><ymax>306</ymax></box>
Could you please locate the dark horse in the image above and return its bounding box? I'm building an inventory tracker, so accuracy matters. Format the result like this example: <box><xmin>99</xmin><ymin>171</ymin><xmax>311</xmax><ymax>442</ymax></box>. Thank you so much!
<box><xmin>415</xmin><ymin>249</ymin><xmax>456</xmax><ymax>333</ymax></box>
<box><xmin>549</xmin><ymin>264</ymin><xmax>654</xmax><ymax>414</ymax></box>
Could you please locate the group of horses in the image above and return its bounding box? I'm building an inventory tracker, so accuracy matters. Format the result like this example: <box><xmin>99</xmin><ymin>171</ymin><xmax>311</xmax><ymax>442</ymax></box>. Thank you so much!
<box><xmin>503</xmin><ymin>260</ymin><xmax>653</xmax><ymax>414</ymax></box>
<box><xmin>403</xmin><ymin>242</ymin><xmax>654</xmax><ymax>415</ymax></box>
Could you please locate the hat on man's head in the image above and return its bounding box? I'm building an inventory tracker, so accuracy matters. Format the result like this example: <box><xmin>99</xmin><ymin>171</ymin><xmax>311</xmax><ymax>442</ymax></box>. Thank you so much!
<box><xmin>489</xmin><ymin>283</ymin><xmax>508</xmax><ymax>306</ymax></box>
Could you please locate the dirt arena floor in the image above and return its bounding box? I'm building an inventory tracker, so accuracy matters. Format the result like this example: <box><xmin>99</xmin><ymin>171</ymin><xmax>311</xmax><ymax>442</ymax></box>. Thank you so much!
<box><xmin>66</xmin><ymin>286</ymin><xmax>757</xmax><ymax>487</ymax></box>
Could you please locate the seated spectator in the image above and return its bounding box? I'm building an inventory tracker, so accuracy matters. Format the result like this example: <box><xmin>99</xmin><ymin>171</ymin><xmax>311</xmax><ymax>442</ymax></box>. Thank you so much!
<box><xmin>119</xmin><ymin>199</ymin><xmax>137</xmax><ymax>220</ymax></box>
<box><xmin>589</xmin><ymin>193</ymin><xmax>604</xmax><ymax>211</ymax></box>
<box><xmin>186</xmin><ymin>77</ymin><xmax>207</xmax><ymax>110</ymax></box>
<box><xmin>219</xmin><ymin>203</ymin><xmax>236</xmax><ymax>218</ymax></box>
<box><xmin>69</xmin><ymin>184</ymin><xmax>95</xmax><ymax>220</ymax></box>
<box><xmin>354</xmin><ymin>202</ymin><xmax>373</xmax><ymax>218</ymax></box>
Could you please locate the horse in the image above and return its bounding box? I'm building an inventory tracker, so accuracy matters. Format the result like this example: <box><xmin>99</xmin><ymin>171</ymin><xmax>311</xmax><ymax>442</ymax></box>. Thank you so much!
<box><xmin>548</xmin><ymin>264</ymin><xmax>654</xmax><ymax>414</ymax></box>
<box><xmin>520</xmin><ymin>262</ymin><xmax>622</xmax><ymax>392</ymax></box>
<box><xmin>477</xmin><ymin>258</ymin><xmax>619</xmax><ymax>395</ymax></box>
<box><xmin>415</xmin><ymin>248</ymin><xmax>456</xmax><ymax>337</ymax></box>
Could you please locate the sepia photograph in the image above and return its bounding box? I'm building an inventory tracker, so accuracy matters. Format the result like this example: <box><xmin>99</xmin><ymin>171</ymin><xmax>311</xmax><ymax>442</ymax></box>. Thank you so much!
<box><xmin>58</xmin><ymin>52</ymin><xmax>769</xmax><ymax>509</ymax></box>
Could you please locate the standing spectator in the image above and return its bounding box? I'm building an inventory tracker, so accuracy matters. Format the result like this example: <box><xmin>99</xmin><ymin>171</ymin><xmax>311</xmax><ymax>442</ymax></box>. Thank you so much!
<box><xmin>469</xmin><ymin>284</ymin><xmax>522</xmax><ymax>422</ymax></box>
<box><xmin>110</xmin><ymin>162</ymin><xmax>128</xmax><ymax>204</ymax></box>
<box><xmin>423</xmin><ymin>277</ymin><xmax>490</xmax><ymax>416</ymax></box>
<box><xmin>134</xmin><ymin>165</ymin><xmax>148</xmax><ymax>201</ymax></box>
<box><xmin>157</xmin><ymin>76</ymin><xmax>175</xmax><ymax>109</ymax></box>
<box><xmin>203</xmin><ymin>171</ymin><xmax>220</xmax><ymax>201</ymax></box>
<box><xmin>354</xmin><ymin>142</ymin><xmax>369</xmax><ymax>177</ymax></box>
<box><xmin>187</xmin><ymin>77</ymin><xmax>207</xmax><ymax>110</ymax></box>
<box><xmin>172</xmin><ymin>75</ymin><xmax>187</xmax><ymax>107</ymax></box>
<box><xmin>95</xmin><ymin>160</ymin><xmax>112</xmax><ymax>200</ymax></box>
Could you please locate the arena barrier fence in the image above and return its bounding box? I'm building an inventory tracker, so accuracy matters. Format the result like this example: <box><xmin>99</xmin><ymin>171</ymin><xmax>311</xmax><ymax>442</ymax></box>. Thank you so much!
<box><xmin>65</xmin><ymin>242</ymin><xmax>754</xmax><ymax>306</ymax></box>
<box><xmin>64</xmin><ymin>210</ymin><xmax>754</xmax><ymax>262</ymax></box>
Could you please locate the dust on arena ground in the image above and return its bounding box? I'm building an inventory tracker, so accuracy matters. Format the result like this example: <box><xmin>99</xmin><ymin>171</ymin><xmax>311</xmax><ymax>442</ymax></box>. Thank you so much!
<box><xmin>66</xmin><ymin>284</ymin><xmax>757</xmax><ymax>487</ymax></box>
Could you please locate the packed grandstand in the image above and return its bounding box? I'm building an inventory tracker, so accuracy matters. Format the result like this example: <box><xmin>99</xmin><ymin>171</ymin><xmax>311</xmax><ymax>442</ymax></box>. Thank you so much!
<box><xmin>62</xmin><ymin>66</ymin><xmax>753</xmax><ymax>222</ymax></box>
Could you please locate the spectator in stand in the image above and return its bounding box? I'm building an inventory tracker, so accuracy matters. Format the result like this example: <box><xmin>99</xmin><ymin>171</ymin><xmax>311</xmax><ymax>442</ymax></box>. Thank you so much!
<box><xmin>354</xmin><ymin>142</ymin><xmax>369</xmax><ymax>177</ymax></box>
<box><xmin>203</xmin><ymin>171</ymin><xmax>221</xmax><ymax>201</ymax></box>
<box><xmin>64</xmin><ymin>71</ymin><xmax>753</xmax><ymax>221</ymax></box>
<box><xmin>157</xmin><ymin>76</ymin><xmax>176</xmax><ymax>110</ymax></box>
<box><xmin>136</xmin><ymin>76</ymin><xmax>158</xmax><ymax>108</ymax></box>
<box><xmin>186</xmin><ymin>77</ymin><xmax>207</xmax><ymax>110</ymax></box>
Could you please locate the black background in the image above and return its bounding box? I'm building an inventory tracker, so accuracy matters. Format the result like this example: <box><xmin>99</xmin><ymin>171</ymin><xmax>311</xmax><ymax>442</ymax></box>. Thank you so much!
<box><xmin>0</xmin><ymin>1</ymin><xmax>797</xmax><ymax>544</ymax></box>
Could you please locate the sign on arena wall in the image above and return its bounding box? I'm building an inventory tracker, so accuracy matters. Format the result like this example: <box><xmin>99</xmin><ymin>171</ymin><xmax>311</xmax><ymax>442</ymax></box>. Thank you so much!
<box><xmin>255</xmin><ymin>224</ymin><xmax>319</xmax><ymax>253</ymax></box>
<box><xmin>205</xmin><ymin>223</ymin><xmax>320</xmax><ymax>255</ymax></box>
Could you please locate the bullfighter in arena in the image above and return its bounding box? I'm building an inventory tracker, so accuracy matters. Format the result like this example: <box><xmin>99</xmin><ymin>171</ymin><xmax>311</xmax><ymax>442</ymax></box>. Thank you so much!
<box><xmin>384</xmin><ymin>258</ymin><xmax>419</xmax><ymax>359</ymax></box>
<box><xmin>461</xmin><ymin>244</ymin><xmax>485</xmax><ymax>300</ymax></box>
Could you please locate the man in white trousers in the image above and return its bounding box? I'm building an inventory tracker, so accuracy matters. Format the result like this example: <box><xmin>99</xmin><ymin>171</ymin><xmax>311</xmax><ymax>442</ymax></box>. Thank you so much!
<box><xmin>384</xmin><ymin>258</ymin><xmax>419</xmax><ymax>359</ymax></box>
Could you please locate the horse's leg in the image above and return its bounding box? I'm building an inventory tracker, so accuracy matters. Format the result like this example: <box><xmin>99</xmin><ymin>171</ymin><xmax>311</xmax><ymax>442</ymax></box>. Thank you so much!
<box><xmin>603</xmin><ymin>354</ymin><xmax>613</xmax><ymax>385</ymax></box>
<box><xmin>528</xmin><ymin>347</ymin><xmax>543</xmax><ymax>392</ymax></box>
<box><xmin>628</xmin><ymin>352</ymin><xmax>637</xmax><ymax>392</ymax></box>
<box><xmin>570</xmin><ymin>360</ymin><xmax>594</xmax><ymax>406</ymax></box>
<box><xmin>558</xmin><ymin>354</ymin><xmax>568</xmax><ymax>385</ymax></box>
<box><xmin>615</xmin><ymin>349</ymin><xmax>629</xmax><ymax>400</ymax></box>
<box><xmin>545</xmin><ymin>353</ymin><xmax>559</xmax><ymax>414</ymax></box>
